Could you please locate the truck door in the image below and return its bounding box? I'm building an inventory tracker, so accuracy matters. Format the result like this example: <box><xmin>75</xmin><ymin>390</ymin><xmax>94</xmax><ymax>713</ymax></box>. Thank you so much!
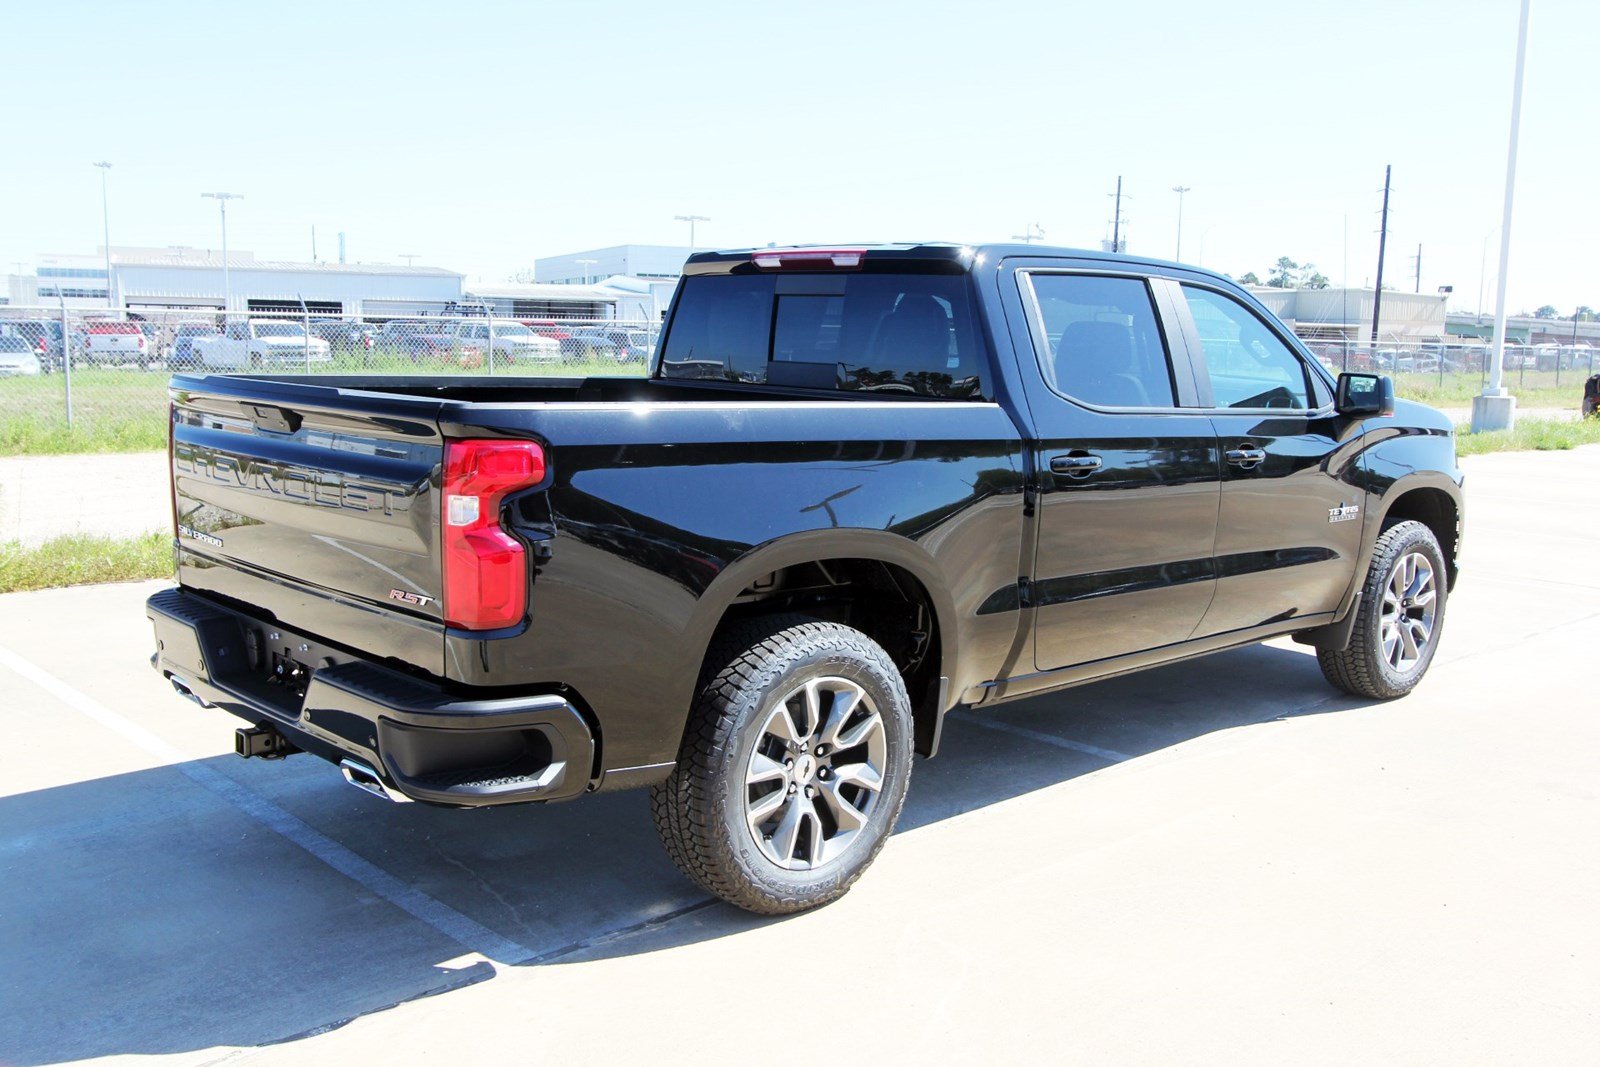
<box><xmin>1013</xmin><ymin>269</ymin><xmax>1223</xmax><ymax>672</ymax></box>
<box><xmin>1172</xmin><ymin>282</ymin><xmax>1367</xmax><ymax>637</ymax></box>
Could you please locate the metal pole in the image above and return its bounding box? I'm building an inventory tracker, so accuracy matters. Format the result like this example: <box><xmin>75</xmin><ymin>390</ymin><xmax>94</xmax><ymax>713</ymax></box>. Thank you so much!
<box><xmin>1485</xmin><ymin>0</ymin><xmax>1531</xmax><ymax>403</ymax></box>
<box><xmin>487</xmin><ymin>315</ymin><xmax>496</xmax><ymax>375</ymax></box>
<box><xmin>298</xmin><ymin>294</ymin><xmax>311</xmax><ymax>372</ymax></box>
<box><xmin>1112</xmin><ymin>176</ymin><xmax>1123</xmax><ymax>252</ymax></box>
<box><xmin>1370</xmin><ymin>164</ymin><xmax>1391</xmax><ymax>346</ymax></box>
<box><xmin>221</xmin><ymin>199</ymin><xmax>230</xmax><ymax>319</ymax></box>
<box><xmin>1414</xmin><ymin>243</ymin><xmax>1422</xmax><ymax>293</ymax></box>
<box><xmin>59</xmin><ymin>297</ymin><xmax>74</xmax><ymax>430</ymax></box>
<box><xmin>94</xmin><ymin>161</ymin><xmax>113</xmax><ymax>308</ymax></box>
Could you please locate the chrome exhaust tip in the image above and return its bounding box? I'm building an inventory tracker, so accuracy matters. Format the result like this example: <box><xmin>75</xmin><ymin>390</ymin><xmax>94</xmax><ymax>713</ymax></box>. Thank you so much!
<box><xmin>339</xmin><ymin>758</ymin><xmax>412</xmax><ymax>804</ymax></box>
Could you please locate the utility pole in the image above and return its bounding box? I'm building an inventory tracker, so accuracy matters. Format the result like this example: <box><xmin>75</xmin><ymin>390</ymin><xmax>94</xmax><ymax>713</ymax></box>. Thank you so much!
<box><xmin>398</xmin><ymin>254</ymin><xmax>419</xmax><ymax>267</ymax></box>
<box><xmin>1172</xmin><ymin>185</ymin><xmax>1191</xmax><ymax>261</ymax></box>
<box><xmin>1370</xmin><ymin>164</ymin><xmax>1391</xmax><ymax>346</ymax></box>
<box><xmin>674</xmin><ymin>214</ymin><xmax>710</xmax><ymax>255</ymax></box>
<box><xmin>1413</xmin><ymin>243</ymin><xmax>1422</xmax><ymax>293</ymax></box>
<box><xmin>1108</xmin><ymin>176</ymin><xmax>1125</xmax><ymax>253</ymax></box>
<box><xmin>312</xmin><ymin>225</ymin><xmax>318</xmax><ymax>263</ymax></box>
<box><xmin>93</xmin><ymin>162</ymin><xmax>113</xmax><ymax>308</ymax></box>
<box><xmin>1473</xmin><ymin>0</ymin><xmax>1531</xmax><ymax>433</ymax></box>
<box><xmin>576</xmin><ymin>258</ymin><xmax>598</xmax><ymax>284</ymax></box>
<box><xmin>201</xmin><ymin>192</ymin><xmax>242</xmax><ymax>318</ymax></box>
<box><xmin>1011</xmin><ymin>223</ymin><xmax>1045</xmax><ymax>244</ymax></box>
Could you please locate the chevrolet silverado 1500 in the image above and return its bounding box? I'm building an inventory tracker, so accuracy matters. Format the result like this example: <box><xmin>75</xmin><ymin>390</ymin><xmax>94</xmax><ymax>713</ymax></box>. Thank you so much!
<box><xmin>148</xmin><ymin>243</ymin><xmax>1464</xmax><ymax>913</ymax></box>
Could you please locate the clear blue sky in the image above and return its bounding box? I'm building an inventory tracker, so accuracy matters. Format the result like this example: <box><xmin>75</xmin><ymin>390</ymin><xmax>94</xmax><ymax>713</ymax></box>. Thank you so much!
<box><xmin>2</xmin><ymin>0</ymin><xmax>1595</xmax><ymax>312</ymax></box>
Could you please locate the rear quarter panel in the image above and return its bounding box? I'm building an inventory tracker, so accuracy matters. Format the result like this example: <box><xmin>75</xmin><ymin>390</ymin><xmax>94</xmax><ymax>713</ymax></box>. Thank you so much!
<box><xmin>445</xmin><ymin>399</ymin><xmax>1028</xmax><ymax>777</ymax></box>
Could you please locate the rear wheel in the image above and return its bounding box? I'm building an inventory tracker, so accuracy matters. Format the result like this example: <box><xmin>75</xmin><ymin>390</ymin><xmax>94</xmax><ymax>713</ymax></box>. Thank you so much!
<box><xmin>1319</xmin><ymin>519</ymin><xmax>1449</xmax><ymax>699</ymax></box>
<box><xmin>651</xmin><ymin>617</ymin><xmax>914</xmax><ymax>915</ymax></box>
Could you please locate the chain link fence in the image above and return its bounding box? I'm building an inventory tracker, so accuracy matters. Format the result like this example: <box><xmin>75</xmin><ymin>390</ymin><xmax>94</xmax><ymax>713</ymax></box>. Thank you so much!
<box><xmin>0</xmin><ymin>306</ymin><xmax>657</xmax><ymax>454</ymax></box>
<box><xmin>2</xmin><ymin>304</ymin><xmax>1597</xmax><ymax>456</ymax></box>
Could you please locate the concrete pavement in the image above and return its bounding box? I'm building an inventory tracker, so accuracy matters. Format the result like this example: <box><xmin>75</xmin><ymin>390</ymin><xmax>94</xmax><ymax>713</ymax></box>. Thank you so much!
<box><xmin>1</xmin><ymin>446</ymin><xmax>1597</xmax><ymax>1064</ymax></box>
<box><xmin>0</xmin><ymin>451</ymin><xmax>168</xmax><ymax>547</ymax></box>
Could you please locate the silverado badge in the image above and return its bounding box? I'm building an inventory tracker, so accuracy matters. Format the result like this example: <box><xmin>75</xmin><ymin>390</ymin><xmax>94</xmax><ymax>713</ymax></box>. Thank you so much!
<box><xmin>1328</xmin><ymin>504</ymin><xmax>1361</xmax><ymax>524</ymax></box>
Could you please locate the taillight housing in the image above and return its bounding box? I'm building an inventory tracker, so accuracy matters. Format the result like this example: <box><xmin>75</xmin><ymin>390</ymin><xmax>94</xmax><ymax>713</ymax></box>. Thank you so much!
<box><xmin>441</xmin><ymin>438</ymin><xmax>546</xmax><ymax>630</ymax></box>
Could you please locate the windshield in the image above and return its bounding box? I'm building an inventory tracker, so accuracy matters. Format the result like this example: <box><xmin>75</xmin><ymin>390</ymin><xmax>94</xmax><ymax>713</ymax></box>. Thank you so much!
<box><xmin>495</xmin><ymin>324</ymin><xmax>532</xmax><ymax>337</ymax></box>
<box><xmin>254</xmin><ymin>322</ymin><xmax>306</xmax><ymax>338</ymax></box>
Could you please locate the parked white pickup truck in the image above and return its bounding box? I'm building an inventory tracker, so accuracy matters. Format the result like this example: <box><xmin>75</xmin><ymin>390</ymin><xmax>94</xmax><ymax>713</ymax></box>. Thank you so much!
<box><xmin>83</xmin><ymin>321</ymin><xmax>150</xmax><ymax>367</ymax></box>
<box><xmin>190</xmin><ymin>320</ymin><xmax>332</xmax><ymax>370</ymax></box>
<box><xmin>443</xmin><ymin>319</ymin><xmax>563</xmax><ymax>364</ymax></box>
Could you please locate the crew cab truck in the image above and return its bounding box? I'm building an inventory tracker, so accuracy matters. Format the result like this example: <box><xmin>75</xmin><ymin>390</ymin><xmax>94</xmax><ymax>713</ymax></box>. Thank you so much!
<box><xmin>148</xmin><ymin>244</ymin><xmax>1464</xmax><ymax>914</ymax></box>
<box><xmin>189</xmin><ymin>318</ymin><xmax>332</xmax><ymax>370</ymax></box>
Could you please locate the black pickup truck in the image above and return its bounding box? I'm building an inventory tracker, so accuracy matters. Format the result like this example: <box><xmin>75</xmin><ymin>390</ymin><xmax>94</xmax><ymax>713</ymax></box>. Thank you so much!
<box><xmin>148</xmin><ymin>243</ymin><xmax>1464</xmax><ymax>913</ymax></box>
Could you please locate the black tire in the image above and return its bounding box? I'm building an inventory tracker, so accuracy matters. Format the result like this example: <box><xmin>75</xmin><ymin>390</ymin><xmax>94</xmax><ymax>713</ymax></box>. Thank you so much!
<box><xmin>1319</xmin><ymin>519</ymin><xmax>1449</xmax><ymax>699</ymax></box>
<box><xmin>650</xmin><ymin>616</ymin><xmax>914</xmax><ymax>915</ymax></box>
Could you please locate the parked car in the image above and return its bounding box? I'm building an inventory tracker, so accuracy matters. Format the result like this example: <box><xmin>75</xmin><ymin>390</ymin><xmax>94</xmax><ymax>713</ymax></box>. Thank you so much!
<box><xmin>443</xmin><ymin>319</ymin><xmax>563</xmax><ymax>364</ymax></box>
<box><xmin>310</xmin><ymin>319</ymin><xmax>376</xmax><ymax>356</ymax></box>
<box><xmin>569</xmin><ymin>327</ymin><xmax>656</xmax><ymax>364</ymax></box>
<box><xmin>190</xmin><ymin>319</ymin><xmax>332</xmax><ymax>370</ymax></box>
<box><xmin>169</xmin><ymin>323</ymin><xmax>219</xmax><ymax>370</ymax></box>
<box><xmin>83</xmin><ymin>321</ymin><xmax>150</xmax><ymax>367</ymax></box>
<box><xmin>0</xmin><ymin>335</ymin><xmax>43</xmax><ymax>377</ymax></box>
<box><xmin>0</xmin><ymin>320</ymin><xmax>58</xmax><ymax>372</ymax></box>
<box><xmin>150</xmin><ymin>242</ymin><xmax>1464</xmax><ymax>915</ymax></box>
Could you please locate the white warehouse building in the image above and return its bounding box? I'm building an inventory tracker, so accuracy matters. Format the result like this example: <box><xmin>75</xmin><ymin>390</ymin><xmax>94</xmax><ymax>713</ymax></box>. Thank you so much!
<box><xmin>35</xmin><ymin>247</ymin><xmax>466</xmax><ymax>318</ymax></box>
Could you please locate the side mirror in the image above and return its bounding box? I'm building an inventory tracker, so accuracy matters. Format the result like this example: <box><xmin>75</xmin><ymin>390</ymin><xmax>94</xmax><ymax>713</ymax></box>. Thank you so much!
<box><xmin>1336</xmin><ymin>372</ymin><xmax>1395</xmax><ymax>417</ymax></box>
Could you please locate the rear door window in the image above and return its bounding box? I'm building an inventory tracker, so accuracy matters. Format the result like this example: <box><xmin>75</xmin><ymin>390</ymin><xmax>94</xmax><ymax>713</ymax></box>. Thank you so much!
<box><xmin>1025</xmin><ymin>273</ymin><xmax>1178</xmax><ymax>407</ymax></box>
<box><xmin>660</xmin><ymin>273</ymin><xmax>981</xmax><ymax>397</ymax></box>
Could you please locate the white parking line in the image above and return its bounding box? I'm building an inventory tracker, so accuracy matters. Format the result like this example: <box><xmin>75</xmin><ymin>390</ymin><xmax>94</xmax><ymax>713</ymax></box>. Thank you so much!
<box><xmin>952</xmin><ymin>711</ymin><xmax>1133</xmax><ymax>763</ymax></box>
<box><xmin>0</xmin><ymin>645</ymin><xmax>536</xmax><ymax>967</ymax></box>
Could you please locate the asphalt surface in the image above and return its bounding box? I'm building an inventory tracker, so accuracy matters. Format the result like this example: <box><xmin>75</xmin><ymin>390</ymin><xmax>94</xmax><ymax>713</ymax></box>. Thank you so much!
<box><xmin>1</xmin><ymin>446</ymin><xmax>1596</xmax><ymax>1065</ymax></box>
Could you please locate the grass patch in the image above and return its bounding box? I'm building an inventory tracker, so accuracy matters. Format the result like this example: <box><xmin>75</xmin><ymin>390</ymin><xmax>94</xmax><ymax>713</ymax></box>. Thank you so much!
<box><xmin>1454</xmin><ymin>417</ymin><xmax>1600</xmax><ymax>457</ymax></box>
<box><xmin>1392</xmin><ymin>370</ymin><xmax>1586</xmax><ymax>410</ymax></box>
<box><xmin>0</xmin><ymin>370</ymin><xmax>170</xmax><ymax>455</ymax></box>
<box><xmin>0</xmin><ymin>356</ymin><xmax>647</xmax><ymax>456</ymax></box>
<box><xmin>0</xmin><ymin>531</ymin><xmax>172</xmax><ymax>593</ymax></box>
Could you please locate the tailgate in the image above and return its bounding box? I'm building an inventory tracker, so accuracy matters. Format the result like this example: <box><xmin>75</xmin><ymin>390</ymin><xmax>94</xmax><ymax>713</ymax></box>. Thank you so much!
<box><xmin>171</xmin><ymin>375</ymin><xmax>448</xmax><ymax>674</ymax></box>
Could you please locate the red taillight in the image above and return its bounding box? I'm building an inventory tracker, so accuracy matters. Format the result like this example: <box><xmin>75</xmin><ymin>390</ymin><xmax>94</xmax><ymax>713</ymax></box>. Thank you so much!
<box><xmin>441</xmin><ymin>438</ymin><xmax>546</xmax><ymax>630</ymax></box>
<box><xmin>752</xmin><ymin>247</ymin><xmax>865</xmax><ymax>270</ymax></box>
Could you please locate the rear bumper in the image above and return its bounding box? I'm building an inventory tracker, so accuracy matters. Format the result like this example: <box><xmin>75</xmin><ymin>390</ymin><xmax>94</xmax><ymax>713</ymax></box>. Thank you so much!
<box><xmin>147</xmin><ymin>586</ymin><xmax>595</xmax><ymax>806</ymax></box>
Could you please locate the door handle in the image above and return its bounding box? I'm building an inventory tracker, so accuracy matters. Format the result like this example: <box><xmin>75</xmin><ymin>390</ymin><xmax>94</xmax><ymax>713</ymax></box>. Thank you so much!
<box><xmin>1050</xmin><ymin>453</ymin><xmax>1103</xmax><ymax>477</ymax></box>
<box><xmin>1225</xmin><ymin>446</ymin><xmax>1267</xmax><ymax>469</ymax></box>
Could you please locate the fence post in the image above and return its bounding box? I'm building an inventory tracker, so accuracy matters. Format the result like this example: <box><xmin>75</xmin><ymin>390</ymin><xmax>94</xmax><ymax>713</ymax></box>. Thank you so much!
<box><xmin>304</xmin><ymin>307</ymin><xmax>312</xmax><ymax>373</ymax></box>
<box><xmin>58</xmin><ymin>297</ymin><xmax>73</xmax><ymax>430</ymax></box>
<box><xmin>1519</xmin><ymin>350</ymin><xmax>1526</xmax><ymax>389</ymax></box>
<box><xmin>487</xmin><ymin>315</ymin><xmax>496</xmax><ymax>375</ymax></box>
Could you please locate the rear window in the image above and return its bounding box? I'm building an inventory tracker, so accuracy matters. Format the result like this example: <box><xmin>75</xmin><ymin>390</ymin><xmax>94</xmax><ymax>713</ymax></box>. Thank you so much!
<box><xmin>659</xmin><ymin>273</ymin><xmax>981</xmax><ymax>397</ymax></box>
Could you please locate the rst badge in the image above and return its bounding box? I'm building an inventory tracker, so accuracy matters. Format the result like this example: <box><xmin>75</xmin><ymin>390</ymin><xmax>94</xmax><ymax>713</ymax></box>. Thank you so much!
<box><xmin>1328</xmin><ymin>504</ymin><xmax>1361</xmax><ymax>524</ymax></box>
<box><xmin>389</xmin><ymin>589</ymin><xmax>435</xmax><ymax>607</ymax></box>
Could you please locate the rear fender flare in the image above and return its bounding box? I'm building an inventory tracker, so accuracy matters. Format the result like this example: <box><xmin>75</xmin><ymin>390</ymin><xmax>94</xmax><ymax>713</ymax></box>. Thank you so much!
<box><xmin>674</xmin><ymin>528</ymin><xmax>960</xmax><ymax>712</ymax></box>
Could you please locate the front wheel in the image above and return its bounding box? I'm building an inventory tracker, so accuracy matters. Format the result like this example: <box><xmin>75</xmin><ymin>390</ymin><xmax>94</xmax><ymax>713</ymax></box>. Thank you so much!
<box><xmin>651</xmin><ymin>617</ymin><xmax>914</xmax><ymax>915</ymax></box>
<box><xmin>1319</xmin><ymin>519</ymin><xmax>1449</xmax><ymax>699</ymax></box>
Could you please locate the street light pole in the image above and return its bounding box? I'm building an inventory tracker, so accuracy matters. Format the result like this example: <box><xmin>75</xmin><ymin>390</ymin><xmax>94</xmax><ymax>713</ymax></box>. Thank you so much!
<box><xmin>202</xmin><ymin>192</ymin><xmax>242</xmax><ymax>317</ymax></box>
<box><xmin>674</xmin><ymin>214</ymin><xmax>709</xmax><ymax>255</ymax></box>
<box><xmin>1171</xmin><ymin>185</ymin><xmax>1191</xmax><ymax>261</ymax></box>
<box><xmin>576</xmin><ymin>258</ymin><xmax>598</xmax><ymax>285</ymax></box>
<box><xmin>1472</xmin><ymin>0</ymin><xmax>1532</xmax><ymax>434</ymax></box>
<box><xmin>94</xmin><ymin>162</ymin><xmax>114</xmax><ymax>308</ymax></box>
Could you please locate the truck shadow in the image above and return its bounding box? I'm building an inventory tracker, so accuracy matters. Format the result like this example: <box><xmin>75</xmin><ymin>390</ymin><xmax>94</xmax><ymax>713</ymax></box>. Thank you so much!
<box><xmin>2</xmin><ymin>641</ymin><xmax>1376</xmax><ymax>1064</ymax></box>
